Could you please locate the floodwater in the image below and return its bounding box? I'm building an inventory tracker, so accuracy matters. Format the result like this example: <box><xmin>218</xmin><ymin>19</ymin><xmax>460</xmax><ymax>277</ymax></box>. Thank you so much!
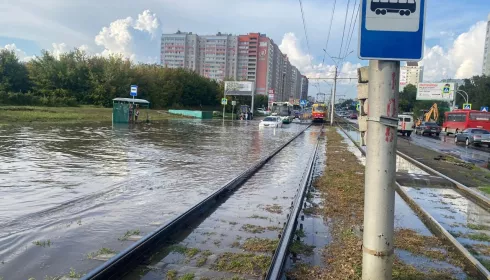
<box><xmin>338</xmin><ymin>129</ymin><xmax>471</xmax><ymax>278</ymax></box>
<box><xmin>130</xmin><ymin>126</ymin><xmax>323</xmax><ymax>279</ymax></box>
<box><xmin>0</xmin><ymin>120</ymin><xmax>307</xmax><ymax>280</ymax></box>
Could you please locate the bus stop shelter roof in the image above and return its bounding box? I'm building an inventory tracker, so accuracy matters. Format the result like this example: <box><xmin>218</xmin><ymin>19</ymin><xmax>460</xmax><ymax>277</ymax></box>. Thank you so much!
<box><xmin>113</xmin><ymin>98</ymin><xmax>150</xmax><ymax>104</ymax></box>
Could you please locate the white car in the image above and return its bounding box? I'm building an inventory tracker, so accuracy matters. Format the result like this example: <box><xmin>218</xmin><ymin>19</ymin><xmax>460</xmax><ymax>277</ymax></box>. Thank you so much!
<box><xmin>259</xmin><ymin>116</ymin><xmax>283</xmax><ymax>128</ymax></box>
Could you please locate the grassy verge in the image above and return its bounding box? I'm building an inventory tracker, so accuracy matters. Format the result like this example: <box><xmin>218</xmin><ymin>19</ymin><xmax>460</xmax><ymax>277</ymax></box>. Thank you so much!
<box><xmin>0</xmin><ymin>106</ymin><xmax>178</xmax><ymax>125</ymax></box>
<box><xmin>287</xmin><ymin>128</ymin><xmax>473</xmax><ymax>280</ymax></box>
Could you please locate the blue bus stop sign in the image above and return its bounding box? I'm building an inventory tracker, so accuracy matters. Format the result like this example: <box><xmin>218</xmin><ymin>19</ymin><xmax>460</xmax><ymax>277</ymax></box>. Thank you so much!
<box><xmin>130</xmin><ymin>85</ymin><xmax>138</xmax><ymax>97</ymax></box>
<box><xmin>359</xmin><ymin>0</ymin><xmax>427</xmax><ymax>61</ymax></box>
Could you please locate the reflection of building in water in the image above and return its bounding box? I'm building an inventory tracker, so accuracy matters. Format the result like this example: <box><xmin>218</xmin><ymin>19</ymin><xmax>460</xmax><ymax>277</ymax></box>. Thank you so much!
<box><xmin>395</xmin><ymin>156</ymin><xmax>427</xmax><ymax>175</ymax></box>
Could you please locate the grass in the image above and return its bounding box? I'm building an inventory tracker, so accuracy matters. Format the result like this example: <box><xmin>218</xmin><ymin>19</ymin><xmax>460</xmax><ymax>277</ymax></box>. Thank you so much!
<box><xmin>264</xmin><ymin>204</ymin><xmax>282</xmax><ymax>214</ymax></box>
<box><xmin>241</xmin><ymin>224</ymin><xmax>266</xmax><ymax>234</ymax></box>
<box><xmin>248</xmin><ymin>214</ymin><xmax>268</xmax><ymax>220</ymax></box>
<box><xmin>467</xmin><ymin>232</ymin><xmax>490</xmax><ymax>242</ymax></box>
<box><xmin>241</xmin><ymin>238</ymin><xmax>278</xmax><ymax>252</ymax></box>
<box><xmin>478</xmin><ymin>185</ymin><xmax>490</xmax><ymax>195</ymax></box>
<box><xmin>68</xmin><ymin>268</ymin><xmax>82</xmax><ymax>278</ymax></box>
<box><xmin>196</xmin><ymin>256</ymin><xmax>207</xmax><ymax>267</ymax></box>
<box><xmin>185</xmin><ymin>248</ymin><xmax>200</xmax><ymax>258</ymax></box>
<box><xmin>212</xmin><ymin>252</ymin><xmax>271</xmax><ymax>276</ymax></box>
<box><xmin>295</xmin><ymin>229</ymin><xmax>306</xmax><ymax>238</ymax></box>
<box><xmin>32</xmin><ymin>240</ymin><xmax>51</xmax><ymax>247</ymax></box>
<box><xmin>178</xmin><ymin>273</ymin><xmax>195</xmax><ymax>280</ymax></box>
<box><xmin>0</xmin><ymin>106</ymin><xmax>177</xmax><ymax>125</ymax></box>
<box><xmin>477</xmin><ymin>257</ymin><xmax>490</xmax><ymax>271</ymax></box>
<box><xmin>118</xmin><ymin>229</ymin><xmax>141</xmax><ymax>241</ymax></box>
<box><xmin>166</xmin><ymin>270</ymin><xmax>177</xmax><ymax>280</ymax></box>
<box><xmin>289</xmin><ymin>240</ymin><xmax>315</xmax><ymax>256</ymax></box>
<box><xmin>467</xmin><ymin>223</ymin><xmax>490</xmax><ymax>231</ymax></box>
<box><xmin>394</xmin><ymin>229</ymin><xmax>447</xmax><ymax>261</ymax></box>
<box><xmin>87</xmin><ymin>247</ymin><xmax>116</xmax><ymax>259</ymax></box>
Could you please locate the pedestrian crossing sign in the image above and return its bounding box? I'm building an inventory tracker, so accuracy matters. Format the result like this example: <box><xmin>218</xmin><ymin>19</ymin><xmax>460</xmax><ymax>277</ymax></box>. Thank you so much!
<box><xmin>221</xmin><ymin>98</ymin><xmax>228</xmax><ymax>105</ymax></box>
<box><xmin>463</xmin><ymin>103</ymin><xmax>472</xmax><ymax>110</ymax></box>
<box><xmin>481</xmin><ymin>107</ymin><xmax>488</xmax><ymax>112</ymax></box>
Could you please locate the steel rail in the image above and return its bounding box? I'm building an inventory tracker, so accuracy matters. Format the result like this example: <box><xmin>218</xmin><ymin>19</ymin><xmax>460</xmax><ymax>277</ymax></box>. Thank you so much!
<box><xmin>82</xmin><ymin>124</ymin><xmax>312</xmax><ymax>280</ymax></box>
<box><xmin>265</xmin><ymin>125</ymin><xmax>323</xmax><ymax>279</ymax></box>
<box><xmin>336</xmin><ymin>123</ymin><xmax>490</xmax><ymax>279</ymax></box>
<box><xmin>337</xmin><ymin>120</ymin><xmax>490</xmax><ymax>209</ymax></box>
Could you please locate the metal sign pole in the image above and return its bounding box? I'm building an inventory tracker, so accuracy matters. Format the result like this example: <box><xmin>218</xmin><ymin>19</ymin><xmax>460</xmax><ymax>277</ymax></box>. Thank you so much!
<box><xmin>362</xmin><ymin>60</ymin><xmax>399</xmax><ymax>280</ymax></box>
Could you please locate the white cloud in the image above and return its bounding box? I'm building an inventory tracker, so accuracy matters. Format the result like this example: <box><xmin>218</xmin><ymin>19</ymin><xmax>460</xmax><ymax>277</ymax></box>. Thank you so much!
<box><xmin>279</xmin><ymin>32</ymin><xmax>360</xmax><ymax>84</ymax></box>
<box><xmin>94</xmin><ymin>10</ymin><xmax>161</xmax><ymax>62</ymax></box>
<box><xmin>134</xmin><ymin>10</ymin><xmax>160</xmax><ymax>37</ymax></box>
<box><xmin>421</xmin><ymin>21</ymin><xmax>486</xmax><ymax>82</ymax></box>
<box><xmin>1</xmin><ymin>44</ymin><xmax>35</xmax><ymax>62</ymax></box>
<box><xmin>51</xmin><ymin>42</ymin><xmax>69</xmax><ymax>59</ymax></box>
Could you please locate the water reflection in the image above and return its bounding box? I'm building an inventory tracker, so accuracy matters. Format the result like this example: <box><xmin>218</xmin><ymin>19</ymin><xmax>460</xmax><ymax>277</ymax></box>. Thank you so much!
<box><xmin>0</xmin><ymin>120</ymin><xmax>303</xmax><ymax>279</ymax></box>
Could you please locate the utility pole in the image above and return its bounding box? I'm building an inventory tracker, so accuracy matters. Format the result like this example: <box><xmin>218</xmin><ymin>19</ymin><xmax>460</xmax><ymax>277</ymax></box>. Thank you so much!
<box><xmin>330</xmin><ymin>66</ymin><xmax>337</xmax><ymax>126</ymax></box>
<box><xmin>362</xmin><ymin>60</ymin><xmax>400</xmax><ymax>279</ymax></box>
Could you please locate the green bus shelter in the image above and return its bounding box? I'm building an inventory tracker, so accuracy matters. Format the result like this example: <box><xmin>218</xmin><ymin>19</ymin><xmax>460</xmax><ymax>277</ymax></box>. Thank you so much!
<box><xmin>112</xmin><ymin>97</ymin><xmax>150</xmax><ymax>124</ymax></box>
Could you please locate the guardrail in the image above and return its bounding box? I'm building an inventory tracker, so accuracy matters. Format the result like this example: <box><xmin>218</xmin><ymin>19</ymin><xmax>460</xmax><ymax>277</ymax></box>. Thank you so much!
<box><xmin>82</xmin><ymin>125</ymin><xmax>312</xmax><ymax>280</ymax></box>
<box><xmin>265</xmin><ymin>125</ymin><xmax>322</xmax><ymax>279</ymax></box>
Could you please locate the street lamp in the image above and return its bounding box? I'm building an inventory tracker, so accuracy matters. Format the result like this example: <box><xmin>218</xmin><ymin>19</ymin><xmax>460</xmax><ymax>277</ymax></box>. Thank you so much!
<box><xmin>452</xmin><ymin>90</ymin><xmax>469</xmax><ymax>110</ymax></box>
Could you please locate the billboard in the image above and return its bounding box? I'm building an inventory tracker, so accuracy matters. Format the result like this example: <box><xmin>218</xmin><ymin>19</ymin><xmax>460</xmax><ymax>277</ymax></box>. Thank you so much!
<box><xmin>224</xmin><ymin>81</ymin><xmax>254</xmax><ymax>96</ymax></box>
<box><xmin>416</xmin><ymin>83</ymin><xmax>455</xmax><ymax>101</ymax></box>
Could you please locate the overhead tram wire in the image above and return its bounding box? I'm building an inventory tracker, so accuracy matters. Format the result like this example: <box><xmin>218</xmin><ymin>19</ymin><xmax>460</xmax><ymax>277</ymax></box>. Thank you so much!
<box><xmin>343</xmin><ymin>0</ymin><xmax>358</xmax><ymax>59</ymax></box>
<box><xmin>343</xmin><ymin>2</ymin><xmax>360</xmax><ymax>62</ymax></box>
<box><xmin>321</xmin><ymin>0</ymin><xmax>337</xmax><ymax>66</ymax></box>
<box><xmin>338</xmin><ymin>0</ymin><xmax>351</xmax><ymax>61</ymax></box>
<box><xmin>298</xmin><ymin>0</ymin><xmax>322</xmax><ymax>94</ymax></box>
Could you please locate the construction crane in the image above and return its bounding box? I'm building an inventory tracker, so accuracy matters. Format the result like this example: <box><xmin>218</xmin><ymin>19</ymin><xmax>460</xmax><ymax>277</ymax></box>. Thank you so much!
<box><xmin>416</xmin><ymin>103</ymin><xmax>439</xmax><ymax>126</ymax></box>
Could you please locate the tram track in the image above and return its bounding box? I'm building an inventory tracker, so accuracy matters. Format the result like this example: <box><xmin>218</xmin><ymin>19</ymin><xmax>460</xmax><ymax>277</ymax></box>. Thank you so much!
<box><xmin>81</xmin><ymin>124</ymin><xmax>323</xmax><ymax>280</ymax></box>
<box><xmin>336</xmin><ymin>122</ymin><xmax>490</xmax><ymax>279</ymax></box>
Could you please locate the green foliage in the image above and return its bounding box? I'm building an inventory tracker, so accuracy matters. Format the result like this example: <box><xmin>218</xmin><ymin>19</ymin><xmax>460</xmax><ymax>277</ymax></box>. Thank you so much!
<box><xmin>0</xmin><ymin>49</ymin><xmax>222</xmax><ymax>109</ymax></box>
<box><xmin>459</xmin><ymin>75</ymin><xmax>490</xmax><ymax>110</ymax></box>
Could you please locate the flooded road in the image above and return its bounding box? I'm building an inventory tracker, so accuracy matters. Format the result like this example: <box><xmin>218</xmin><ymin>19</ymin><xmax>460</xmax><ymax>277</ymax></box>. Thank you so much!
<box><xmin>130</xmin><ymin>126</ymin><xmax>323</xmax><ymax>279</ymax></box>
<box><xmin>0</xmin><ymin>120</ymin><xmax>306</xmax><ymax>279</ymax></box>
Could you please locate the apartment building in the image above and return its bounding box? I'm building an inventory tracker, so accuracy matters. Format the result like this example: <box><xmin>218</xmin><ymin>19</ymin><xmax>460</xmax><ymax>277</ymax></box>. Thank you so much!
<box><xmin>483</xmin><ymin>13</ymin><xmax>490</xmax><ymax>76</ymax></box>
<box><xmin>399</xmin><ymin>62</ymin><xmax>423</xmax><ymax>90</ymax></box>
<box><xmin>160</xmin><ymin>31</ymin><xmax>304</xmax><ymax>99</ymax></box>
<box><xmin>300</xmin><ymin>76</ymin><xmax>309</xmax><ymax>100</ymax></box>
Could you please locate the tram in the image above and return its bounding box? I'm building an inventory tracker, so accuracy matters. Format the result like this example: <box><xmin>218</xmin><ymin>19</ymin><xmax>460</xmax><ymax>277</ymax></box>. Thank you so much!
<box><xmin>312</xmin><ymin>103</ymin><xmax>327</xmax><ymax>123</ymax></box>
<box><xmin>371</xmin><ymin>0</ymin><xmax>416</xmax><ymax>16</ymax></box>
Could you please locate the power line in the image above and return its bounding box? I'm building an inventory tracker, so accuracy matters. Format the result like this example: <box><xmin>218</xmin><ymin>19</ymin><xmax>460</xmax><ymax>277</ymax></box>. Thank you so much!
<box><xmin>343</xmin><ymin>0</ymin><xmax>358</xmax><ymax>58</ymax></box>
<box><xmin>338</xmin><ymin>0</ymin><xmax>351</xmax><ymax>59</ymax></box>
<box><xmin>321</xmin><ymin>0</ymin><xmax>337</xmax><ymax>66</ymax></box>
<box><xmin>343</xmin><ymin>3</ymin><xmax>360</xmax><ymax>61</ymax></box>
<box><xmin>298</xmin><ymin>0</ymin><xmax>321</xmax><ymax>93</ymax></box>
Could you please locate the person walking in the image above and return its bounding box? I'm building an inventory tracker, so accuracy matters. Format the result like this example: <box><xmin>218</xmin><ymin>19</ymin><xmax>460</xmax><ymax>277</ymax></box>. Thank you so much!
<box><xmin>135</xmin><ymin>105</ymin><xmax>140</xmax><ymax>122</ymax></box>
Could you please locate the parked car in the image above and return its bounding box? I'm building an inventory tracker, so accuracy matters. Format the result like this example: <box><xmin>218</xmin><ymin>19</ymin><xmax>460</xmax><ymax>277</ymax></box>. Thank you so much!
<box><xmin>454</xmin><ymin>128</ymin><xmax>490</xmax><ymax>146</ymax></box>
<box><xmin>397</xmin><ymin>114</ymin><xmax>415</xmax><ymax>137</ymax></box>
<box><xmin>257</xmin><ymin>108</ymin><xmax>269</xmax><ymax>115</ymax></box>
<box><xmin>349</xmin><ymin>113</ymin><xmax>358</xmax><ymax>119</ymax></box>
<box><xmin>259</xmin><ymin>116</ymin><xmax>282</xmax><ymax>128</ymax></box>
<box><xmin>415</xmin><ymin>122</ymin><xmax>441</xmax><ymax>136</ymax></box>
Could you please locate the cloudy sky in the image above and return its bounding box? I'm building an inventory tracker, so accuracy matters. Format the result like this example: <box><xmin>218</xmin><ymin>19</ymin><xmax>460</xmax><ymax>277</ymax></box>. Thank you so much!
<box><xmin>1</xmin><ymin>0</ymin><xmax>490</xmax><ymax>99</ymax></box>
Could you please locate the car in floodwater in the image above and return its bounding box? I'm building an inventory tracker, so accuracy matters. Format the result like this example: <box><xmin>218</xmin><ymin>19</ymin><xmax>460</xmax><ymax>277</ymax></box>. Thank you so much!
<box><xmin>454</xmin><ymin>128</ymin><xmax>490</xmax><ymax>146</ymax></box>
<box><xmin>415</xmin><ymin>122</ymin><xmax>441</xmax><ymax>136</ymax></box>
<box><xmin>349</xmin><ymin>113</ymin><xmax>358</xmax><ymax>120</ymax></box>
<box><xmin>259</xmin><ymin>116</ymin><xmax>283</xmax><ymax>128</ymax></box>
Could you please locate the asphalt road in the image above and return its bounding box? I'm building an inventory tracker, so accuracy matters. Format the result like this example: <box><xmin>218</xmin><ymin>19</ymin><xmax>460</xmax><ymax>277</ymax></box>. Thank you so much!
<box><xmin>344</xmin><ymin>118</ymin><xmax>490</xmax><ymax>167</ymax></box>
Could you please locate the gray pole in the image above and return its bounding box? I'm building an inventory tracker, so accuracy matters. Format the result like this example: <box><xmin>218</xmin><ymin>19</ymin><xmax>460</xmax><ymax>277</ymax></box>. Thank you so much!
<box><xmin>362</xmin><ymin>60</ymin><xmax>400</xmax><ymax>280</ymax></box>
<box><xmin>251</xmin><ymin>84</ymin><xmax>255</xmax><ymax>119</ymax></box>
<box><xmin>330</xmin><ymin>66</ymin><xmax>337</xmax><ymax>125</ymax></box>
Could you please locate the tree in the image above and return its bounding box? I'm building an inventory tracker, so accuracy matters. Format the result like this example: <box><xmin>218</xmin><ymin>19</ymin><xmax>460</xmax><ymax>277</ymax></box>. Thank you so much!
<box><xmin>0</xmin><ymin>49</ymin><xmax>30</xmax><ymax>92</ymax></box>
<box><xmin>399</xmin><ymin>84</ymin><xmax>417</xmax><ymax>113</ymax></box>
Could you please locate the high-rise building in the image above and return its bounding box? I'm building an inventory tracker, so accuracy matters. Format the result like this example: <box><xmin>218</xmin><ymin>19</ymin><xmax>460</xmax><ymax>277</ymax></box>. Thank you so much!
<box><xmin>483</xmin><ymin>13</ymin><xmax>490</xmax><ymax>76</ymax></box>
<box><xmin>160</xmin><ymin>31</ymin><xmax>304</xmax><ymax>99</ymax></box>
<box><xmin>400</xmin><ymin>62</ymin><xmax>423</xmax><ymax>90</ymax></box>
<box><xmin>300</xmin><ymin>76</ymin><xmax>309</xmax><ymax>100</ymax></box>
